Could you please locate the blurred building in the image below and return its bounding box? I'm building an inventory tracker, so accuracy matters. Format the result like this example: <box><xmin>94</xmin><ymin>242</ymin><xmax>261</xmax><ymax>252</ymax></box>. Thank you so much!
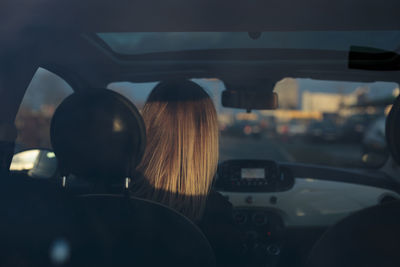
<box><xmin>274</xmin><ymin>78</ymin><xmax>299</xmax><ymax>109</ymax></box>
<box><xmin>260</xmin><ymin>109</ymin><xmax>322</xmax><ymax>122</ymax></box>
<box><xmin>302</xmin><ymin>91</ymin><xmax>358</xmax><ymax>113</ymax></box>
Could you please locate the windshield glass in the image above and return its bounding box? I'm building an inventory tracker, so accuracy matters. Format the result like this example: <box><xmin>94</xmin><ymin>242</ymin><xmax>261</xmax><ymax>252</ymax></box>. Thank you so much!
<box><xmin>98</xmin><ymin>31</ymin><xmax>400</xmax><ymax>55</ymax></box>
<box><xmin>109</xmin><ymin>78</ymin><xmax>399</xmax><ymax>169</ymax></box>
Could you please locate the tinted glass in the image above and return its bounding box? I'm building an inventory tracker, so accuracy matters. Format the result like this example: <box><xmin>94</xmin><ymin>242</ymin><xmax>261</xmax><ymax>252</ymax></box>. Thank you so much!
<box><xmin>98</xmin><ymin>31</ymin><xmax>400</xmax><ymax>55</ymax></box>
<box><xmin>15</xmin><ymin>68</ymin><xmax>73</xmax><ymax>150</ymax></box>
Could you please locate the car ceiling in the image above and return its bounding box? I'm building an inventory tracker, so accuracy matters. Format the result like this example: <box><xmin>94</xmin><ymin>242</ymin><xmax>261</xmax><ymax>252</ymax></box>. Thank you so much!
<box><xmin>2</xmin><ymin>0</ymin><xmax>400</xmax><ymax>33</ymax></box>
<box><xmin>0</xmin><ymin>0</ymin><xmax>400</xmax><ymax>108</ymax></box>
<box><xmin>20</xmin><ymin>32</ymin><xmax>400</xmax><ymax>89</ymax></box>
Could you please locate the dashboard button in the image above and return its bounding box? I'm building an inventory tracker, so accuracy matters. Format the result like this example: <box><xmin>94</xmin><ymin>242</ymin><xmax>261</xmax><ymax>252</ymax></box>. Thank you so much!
<box><xmin>253</xmin><ymin>213</ymin><xmax>267</xmax><ymax>225</ymax></box>
<box><xmin>245</xmin><ymin>196</ymin><xmax>253</xmax><ymax>204</ymax></box>
<box><xmin>267</xmin><ymin>244</ymin><xmax>281</xmax><ymax>255</ymax></box>
<box><xmin>233</xmin><ymin>213</ymin><xmax>247</xmax><ymax>224</ymax></box>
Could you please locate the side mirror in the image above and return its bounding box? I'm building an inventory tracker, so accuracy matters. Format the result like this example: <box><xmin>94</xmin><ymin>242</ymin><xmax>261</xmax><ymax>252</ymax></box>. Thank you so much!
<box><xmin>10</xmin><ymin>149</ymin><xmax>58</xmax><ymax>179</ymax></box>
<box><xmin>361</xmin><ymin>150</ymin><xmax>389</xmax><ymax>169</ymax></box>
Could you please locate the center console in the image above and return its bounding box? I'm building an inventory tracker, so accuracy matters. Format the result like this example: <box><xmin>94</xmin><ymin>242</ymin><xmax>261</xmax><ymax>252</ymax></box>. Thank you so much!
<box><xmin>215</xmin><ymin>160</ymin><xmax>293</xmax><ymax>266</ymax></box>
<box><xmin>216</xmin><ymin>159</ymin><xmax>294</xmax><ymax>192</ymax></box>
<box><xmin>233</xmin><ymin>207</ymin><xmax>285</xmax><ymax>267</ymax></box>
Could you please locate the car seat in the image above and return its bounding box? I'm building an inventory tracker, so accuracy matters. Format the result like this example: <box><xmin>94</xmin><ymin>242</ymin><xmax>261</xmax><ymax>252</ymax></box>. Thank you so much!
<box><xmin>0</xmin><ymin>89</ymin><xmax>216</xmax><ymax>267</ymax></box>
<box><xmin>306</xmin><ymin>95</ymin><xmax>400</xmax><ymax>267</ymax></box>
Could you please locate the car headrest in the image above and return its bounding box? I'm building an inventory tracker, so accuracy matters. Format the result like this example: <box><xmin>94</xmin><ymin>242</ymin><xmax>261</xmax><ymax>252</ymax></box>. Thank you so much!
<box><xmin>386</xmin><ymin>95</ymin><xmax>400</xmax><ymax>165</ymax></box>
<box><xmin>50</xmin><ymin>89</ymin><xmax>146</xmax><ymax>184</ymax></box>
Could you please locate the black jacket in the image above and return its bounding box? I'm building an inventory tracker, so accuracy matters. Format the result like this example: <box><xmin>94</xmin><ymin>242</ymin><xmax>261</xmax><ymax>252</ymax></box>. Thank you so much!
<box><xmin>198</xmin><ymin>191</ymin><xmax>245</xmax><ymax>266</ymax></box>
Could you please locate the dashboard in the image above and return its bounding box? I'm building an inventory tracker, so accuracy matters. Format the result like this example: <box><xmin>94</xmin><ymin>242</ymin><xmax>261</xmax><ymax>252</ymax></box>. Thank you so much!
<box><xmin>9</xmin><ymin>158</ymin><xmax>400</xmax><ymax>267</ymax></box>
<box><xmin>215</xmin><ymin>159</ymin><xmax>398</xmax><ymax>227</ymax></box>
<box><xmin>214</xmin><ymin>159</ymin><xmax>400</xmax><ymax>267</ymax></box>
<box><xmin>216</xmin><ymin>160</ymin><xmax>294</xmax><ymax>192</ymax></box>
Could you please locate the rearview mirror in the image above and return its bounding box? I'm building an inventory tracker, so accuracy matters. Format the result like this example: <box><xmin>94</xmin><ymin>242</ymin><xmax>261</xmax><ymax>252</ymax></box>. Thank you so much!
<box><xmin>221</xmin><ymin>90</ymin><xmax>278</xmax><ymax>110</ymax></box>
<box><xmin>10</xmin><ymin>149</ymin><xmax>58</xmax><ymax>179</ymax></box>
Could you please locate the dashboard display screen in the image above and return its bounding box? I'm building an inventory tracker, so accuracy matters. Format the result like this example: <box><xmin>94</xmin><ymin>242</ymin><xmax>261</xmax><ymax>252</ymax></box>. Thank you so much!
<box><xmin>241</xmin><ymin>168</ymin><xmax>265</xmax><ymax>179</ymax></box>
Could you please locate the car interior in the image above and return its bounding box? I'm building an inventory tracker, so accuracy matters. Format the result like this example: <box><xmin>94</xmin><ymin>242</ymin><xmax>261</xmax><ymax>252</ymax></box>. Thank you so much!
<box><xmin>1</xmin><ymin>1</ymin><xmax>400</xmax><ymax>267</ymax></box>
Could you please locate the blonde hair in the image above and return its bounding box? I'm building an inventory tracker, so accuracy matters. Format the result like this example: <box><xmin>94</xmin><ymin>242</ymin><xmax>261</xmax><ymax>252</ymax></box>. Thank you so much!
<box><xmin>135</xmin><ymin>80</ymin><xmax>219</xmax><ymax>221</ymax></box>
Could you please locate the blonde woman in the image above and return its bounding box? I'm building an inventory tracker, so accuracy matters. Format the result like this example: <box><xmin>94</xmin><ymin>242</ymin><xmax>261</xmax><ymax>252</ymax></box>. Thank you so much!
<box><xmin>133</xmin><ymin>80</ymin><xmax>243</xmax><ymax>266</ymax></box>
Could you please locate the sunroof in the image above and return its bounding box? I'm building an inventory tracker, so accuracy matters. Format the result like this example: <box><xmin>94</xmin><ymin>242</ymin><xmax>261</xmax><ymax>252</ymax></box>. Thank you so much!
<box><xmin>97</xmin><ymin>31</ymin><xmax>400</xmax><ymax>55</ymax></box>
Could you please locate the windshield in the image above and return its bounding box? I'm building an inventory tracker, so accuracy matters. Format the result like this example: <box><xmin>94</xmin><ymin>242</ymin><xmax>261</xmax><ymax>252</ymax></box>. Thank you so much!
<box><xmin>16</xmin><ymin>73</ymin><xmax>398</xmax><ymax>170</ymax></box>
<box><xmin>108</xmin><ymin>78</ymin><xmax>399</xmax><ymax>169</ymax></box>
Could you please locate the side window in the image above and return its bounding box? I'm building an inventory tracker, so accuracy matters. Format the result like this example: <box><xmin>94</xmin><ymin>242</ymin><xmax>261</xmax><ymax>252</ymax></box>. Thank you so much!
<box><xmin>15</xmin><ymin>68</ymin><xmax>73</xmax><ymax>150</ymax></box>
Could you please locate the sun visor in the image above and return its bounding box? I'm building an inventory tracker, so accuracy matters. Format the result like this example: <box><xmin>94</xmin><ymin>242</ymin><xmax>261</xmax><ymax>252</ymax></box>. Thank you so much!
<box><xmin>386</xmin><ymin>96</ymin><xmax>400</xmax><ymax>165</ymax></box>
<box><xmin>348</xmin><ymin>46</ymin><xmax>400</xmax><ymax>71</ymax></box>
